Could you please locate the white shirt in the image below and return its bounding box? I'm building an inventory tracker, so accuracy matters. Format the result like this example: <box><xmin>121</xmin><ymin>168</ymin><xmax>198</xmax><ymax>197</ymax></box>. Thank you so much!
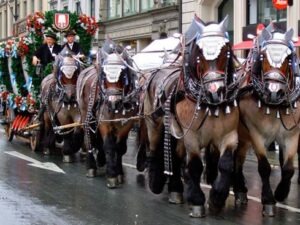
<box><xmin>68</xmin><ymin>43</ymin><xmax>73</xmax><ymax>50</ymax></box>
<box><xmin>48</xmin><ymin>45</ymin><xmax>53</xmax><ymax>53</ymax></box>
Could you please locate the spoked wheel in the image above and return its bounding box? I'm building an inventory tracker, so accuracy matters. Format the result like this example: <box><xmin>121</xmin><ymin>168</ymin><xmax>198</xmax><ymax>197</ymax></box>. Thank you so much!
<box><xmin>29</xmin><ymin>115</ymin><xmax>42</xmax><ymax>152</ymax></box>
<box><xmin>5</xmin><ymin>122</ymin><xmax>14</xmax><ymax>142</ymax></box>
<box><xmin>30</xmin><ymin>129</ymin><xmax>40</xmax><ymax>151</ymax></box>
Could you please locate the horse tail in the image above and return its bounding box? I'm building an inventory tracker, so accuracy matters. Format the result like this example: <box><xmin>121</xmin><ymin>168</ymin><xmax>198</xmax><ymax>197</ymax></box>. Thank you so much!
<box><xmin>204</xmin><ymin>146</ymin><xmax>219</xmax><ymax>185</ymax></box>
<box><xmin>136</xmin><ymin>119</ymin><xmax>148</xmax><ymax>172</ymax></box>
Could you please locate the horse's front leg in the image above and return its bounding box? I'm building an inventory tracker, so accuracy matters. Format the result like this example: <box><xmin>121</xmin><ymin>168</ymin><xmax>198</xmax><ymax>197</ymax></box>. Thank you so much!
<box><xmin>274</xmin><ymin>133</ymin><xmax>299</xmax><ymax>201</ymax></box>
<box><xmin>146</xmin><ymin>118</ymin><xmax>166</xmax><ymax>194</ymax></box>
<box><xmin>42</xmin><ymin>113</ymin><xmax>56</xmax><ymax>155</ymax></box>
<box><xmin>251</xmin><ymin>133</ymin><xmax>276</xmax><ymax>216</ymax></box>
<box><xmin>168</xmin><ymin>138</ymin><xmax>184</xmax><ymax>204</ymax></box>
<box><xmin>209</xmin><ymin>131</ymin><xmax>237</xmax><ymax>212</ymax></box>
<box><xmin>233</xmin><ymin>140</ymin><xmax>249</xmax><ymax>206</ymax></box>
<box><xmin>184</xmin><ymin>133</ymin><xmax>206</xmax><ymax>218</ymax></box>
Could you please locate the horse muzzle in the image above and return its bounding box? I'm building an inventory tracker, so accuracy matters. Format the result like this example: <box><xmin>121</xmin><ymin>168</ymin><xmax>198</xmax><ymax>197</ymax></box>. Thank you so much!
<box><xmin>264</xmin><ymin>71</ymin><xmax>287</xmax><ymax>105</ymax></box>
<box><xmin>106</xmin><ymin>89</ymin><xmax>123</xmax><ymax>111</ymax></box>
<box><xmin>203</xmin><ymin>72</ymin><xmax>226</xmax><ymax>104</ymax></box>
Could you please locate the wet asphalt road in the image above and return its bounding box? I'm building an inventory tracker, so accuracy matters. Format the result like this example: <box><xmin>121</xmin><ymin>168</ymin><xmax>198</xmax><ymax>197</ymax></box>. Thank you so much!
<box><xmin>1</xmin><ymin>128</ymin><xmax>300</xmax><ymax>225</ymax></box>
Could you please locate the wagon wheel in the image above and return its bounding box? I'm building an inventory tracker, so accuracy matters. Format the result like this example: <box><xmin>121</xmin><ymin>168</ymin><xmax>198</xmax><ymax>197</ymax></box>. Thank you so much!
<box><xmin>30</xmin><ymin>129</ymin><xmax>40</xmax><ymax>151</ymax></box>
<box><xmin>5</xmin><ymin>122</ymin><xmax>14</xmax><ymax>142</ymax></box>
<box><xmin>29</xmin><ymin>115</ymin><xmax>41</xmax><ymax>152</ymax></box>
<box><xmin>4</xmin><ymin>109</ymin><xmax>14</xmax><ymax>142</ymax></box>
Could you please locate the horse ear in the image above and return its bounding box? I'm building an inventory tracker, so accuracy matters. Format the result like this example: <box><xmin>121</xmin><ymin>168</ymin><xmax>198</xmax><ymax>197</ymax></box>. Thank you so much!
<box><xmin>261</xmin><ymin>28</ymin><xmax>272</xmax><ymax>42</ymax></box>
<box><xmin>285</xmin><ymin>28</ymin><xmax>294</xmax><ymax>42</ymax></box>
<box><xmin>219</xmin><ymin>15</ymin><xmax>229</xmax><ymax>32</ymax></box>
<box><xmin>265</xmin><ymin>22</ymin><xmax>275</xmax><ymax>33</ymax></box>
<box><xmin>194</xmin><ymin>15</ymin><xmax>206</xmax><ymax>35</ymax></box>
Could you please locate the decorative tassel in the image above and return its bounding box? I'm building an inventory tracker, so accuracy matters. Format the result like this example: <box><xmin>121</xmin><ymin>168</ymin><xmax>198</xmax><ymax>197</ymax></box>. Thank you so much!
<box><xmin>265</xmin><ymin>107</ymin><xmax>270</xmax><ymax>115</ymax></box>
<box><xmin>294</xmin><ymin>102</ymin><xmax>298</xmax><ymax>109</ymax></box>
<box><xmin>276</xmin><ymin>110</ymin><xmax>280</xmax><ymax>119</ymax></box>
<box><xmin>62</xmin><ymin>103</ymin><xmax>65</xmax><ymax>108</ymax></box>
<box><xmin>234</xmin><ymin>99</ymin><xmax>237</xmax><ymax>107</ymax></box>
<box><xmin>214</xmin><ymin>107</ymin><xmax>219</xmax><ymax>117</ymax></box>
<box><xmin>286</xmin><ymin>108</ymin><xmax>290</xmax><ymax>115</ymax></box>
<box><xmin>208</xmin><ymin>109</ymin><xmax>212</xmax><ymax>116</ymax></box>
<box><xmin>67</xmin><ymin>104</ymin><xmax>70</xmax><ymax>110</ymax></box>
<box><xmin>122</xmin><ymin>109</ymin><xmax>126</xmax><ymax>115</ymax></box>
<box><xmin>225</xmin><ymin>105</ymin><xmax>231</xmax><ymax>114</ymax></box>
<box><xmin>257</xmin><ymin>99</ymin><xmax>261</xmax><ymax>108</ymax></box>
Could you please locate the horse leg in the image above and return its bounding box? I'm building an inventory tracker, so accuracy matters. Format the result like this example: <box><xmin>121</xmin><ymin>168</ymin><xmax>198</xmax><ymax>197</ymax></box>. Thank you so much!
<box><xmin>42</xmin><ymin>117</ymin><xmax>56</xmax><ymax>155</ymax></box>
<box><xmin>186</xmin><ymin>153</ymin><xmax>206</xmax><ymax>218</ymax></box>
<box><xmin>298</xmin><ymin>138</ymin><xmax>300</xmax><ymax>185</ymax></box>
<box><xmin>168</xmin><ymin>138</ymin><xmax>184</xmax><ymax>204</ymax></box>
<box><xmin>274</xmin><ymin>135</ymin><xmax>298</xmax><ymax>201</ymax></box>
<box><xmin>136</xmin><ymin>120</ymin><xmax>148</xmax><ymax>172</ymax></box>
<box><xmin>233</xmin><ymin>140</ymin><xmax>250</xmax><ymax>206</ymax></box>
<box><xmin>205</xmin><ymin>146</ymin><xmax>219</xmax><ymax>185</ymax></box>
<box><xmin>62</xmin><ymin>133</ymin><xmax>76</xmax><ymax>163</ymax></box>
<box><xmin>104</xmin><ymin>134</ymin><xmax>120</xmax><ymax>188</ymax></box>
<box><xmin>111</xmin><ymin>136</ymin><xmax>128</xmax><ymax>186</ymax></box>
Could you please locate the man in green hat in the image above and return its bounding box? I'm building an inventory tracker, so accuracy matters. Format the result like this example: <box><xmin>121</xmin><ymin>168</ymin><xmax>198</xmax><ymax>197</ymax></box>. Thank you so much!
<box><xmin>32</xmin><ymin>30</ymin><xmax>61</xmax><ymax>70</ymax></box>
<box><xmin>62</xmin><ymin>30</ymin><xmax>82</xmax><ymax>55</ymax></box>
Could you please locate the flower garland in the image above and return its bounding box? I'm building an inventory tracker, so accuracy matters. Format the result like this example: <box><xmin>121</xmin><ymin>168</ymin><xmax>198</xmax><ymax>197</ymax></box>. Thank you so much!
<box><xmin>26</xmin><ymin>12</ymin><xmax>45</xmax><ymax>36</ymax></box>
<box><xmin>78</xmin><ymin>15</ymin><xmax>99</xmax><ymax>36</ymax></box>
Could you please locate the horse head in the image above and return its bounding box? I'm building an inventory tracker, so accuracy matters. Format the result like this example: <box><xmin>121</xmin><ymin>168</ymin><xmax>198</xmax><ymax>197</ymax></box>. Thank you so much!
<box><xmin>184</xmin><ymin>15</ymin><xmax>237</xmax><ymax>105</ymax></box>
<box><xmin>98</xmin><ymin>39</ymin><xmax>136</xmax><ymax>113</ymax></box>
<box><xmin>54</xmin><ymin>46</ymin><xmax>81</xmax><ymax>103</ymax></box>
<box><xmin>253</xmin><ymin>27</ymin><xmax>297</xmax><ymax>105</ymax></box>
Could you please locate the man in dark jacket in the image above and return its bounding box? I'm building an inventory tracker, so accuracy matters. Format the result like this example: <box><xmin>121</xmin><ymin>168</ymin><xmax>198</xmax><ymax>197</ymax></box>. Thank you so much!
<box><xmin>32</xmin><ymin>31</ymin><xmax>61</xmax><ymax>69</ymax></box>
<box><xmin>62</xmin><ymin>30</ymin><xmax>82</xmax><ymax>55</ymax></box>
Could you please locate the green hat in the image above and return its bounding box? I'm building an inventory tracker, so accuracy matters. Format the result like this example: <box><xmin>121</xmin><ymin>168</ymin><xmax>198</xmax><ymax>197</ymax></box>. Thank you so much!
<box><xmin>45</xmin><ymin>31</ymin><xmax>57</xmax><ymax>40</ymax></box>
<box><xmin>65</xmin><ymin>30</ymin><xmax>76</xmax><ymax>37</ymax></box>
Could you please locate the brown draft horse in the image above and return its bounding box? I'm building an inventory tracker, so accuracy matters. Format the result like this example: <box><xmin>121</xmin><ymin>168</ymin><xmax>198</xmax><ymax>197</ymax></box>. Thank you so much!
<box><xmin>233</xmin><ymin>26</ymin><xmax>300</xmax><ymax>216</ymax></box>
<box><xmin>77</xmin><ymin>40</ymin><xmax>139</xmax><ymax>188</ymax></box>
<box><xmin>139</xmin><ymin>16</ymin><xmax>242</xmax><ymax>217</ymax></box>
<box><xmin>168</xmin><ymin>16</ymin><xmax>242</xmax><ymax>217</ymax></box>
<box><xmin>40</xmin><ymin>47</ymin><xmax>83</xmax><ymax>162</ymax></box>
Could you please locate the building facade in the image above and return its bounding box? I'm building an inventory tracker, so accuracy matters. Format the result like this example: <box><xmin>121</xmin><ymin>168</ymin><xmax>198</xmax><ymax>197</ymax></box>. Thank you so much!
<box><xmin>181</xmin><ymin>0</ymin><xmax>300</xmax><ymax>54</ymax></box>
<box><xmin>99</xmin><ymin>0</ymin><xmax>180</xmax><ymax>52</ymax></box>
<box><xmin>0</xmin><ymin>0</ymin><xmax>49</xmax><ymax>40</ymax></box>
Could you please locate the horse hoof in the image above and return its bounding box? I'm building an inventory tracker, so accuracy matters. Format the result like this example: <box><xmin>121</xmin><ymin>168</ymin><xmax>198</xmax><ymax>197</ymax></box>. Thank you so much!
<box><xmin>262</xmin><ymin>204</ymin><xmax>275</xmax><ymax>217</ymax></box>
<box><xmin>117</xmin><ymin>175</ymin><xmax>124</xmax><ymax>184</ymax></box>
<box><xmin>86</xmin><ymin>169</ymin><xmax>96</xmax><ymax>178</ymax></box>
<box><xmin>63</xmin><ymin>155</ymin><xmax>75</xmax><ymax>163</ymax></box>
<box><xmin>107</xmin><ymin>177</ymin><xmax>119</xmax><ymax>189</ymax></box>
<box><xmin>168</xmin><ymin>192</ymin><xmax>184</xmax><ymax>204</ymax></box>
<box><xmin>235</xmin><ymin>192</ymin><xmax>248</xmax><ymax>206</ymax></box>
<box><xmin>43</xmin><ymin>148</ymin><xmax>50</xmax><ymax>155</ymax></box>
<box><xmin>189</xmin><ymin>205</ymin><xmax>206</xmax><ymax>218</ymax></box>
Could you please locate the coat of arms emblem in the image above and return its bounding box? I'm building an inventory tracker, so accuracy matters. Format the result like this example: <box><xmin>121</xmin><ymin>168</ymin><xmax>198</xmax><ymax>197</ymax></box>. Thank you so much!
<box><xmin>54</xmin><ymin>13</ymin><xmax>70</xmax><ymax>31</ymax></box>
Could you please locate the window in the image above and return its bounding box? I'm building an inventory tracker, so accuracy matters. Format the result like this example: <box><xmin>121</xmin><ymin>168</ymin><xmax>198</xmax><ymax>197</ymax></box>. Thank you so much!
<box><xmin>31</xmin><ymin>0</ymin><xmax>34</xmax><ymax>13</ymax></box>
<box><xmin>247</xmin><ymin>0</ymin><xmax>287</xmax><ymax>25</ymax></box>
<box><xmin>162</xmin><ymin>0</ymin><xmax>176</xmax><ymax>6</ymax></box>
<box><xmin>91</xmin><ymin>0</ymin><xmax>95</xmax><ymax>17</ymax></box>
<box><xmin>76</xmin><ymin>2</ymin><xmax>81</xmax><ymax>15</ymax></box>
<box><xmin>123</xmin><ymin>0</ymin><xmax>138</xmax><ymax>16</ymax></box>
<box><xmin>258</xmin><ymin>0</ymin><xmax>286</xmax><ymax>23</ymax></box>
<box><xmin>63</xmin><ymin>5</ymin><xmax>68</xmax><ymax>11</ymax></box>
<box><xmin>141</xmin><ymin>0</ymin><xmax>154</xmax><ymax>11</ymax></box>
<box><xmin>108</xmin><ymin>0</ymin><xmax>121</xmax><ymax>18</ymax></box>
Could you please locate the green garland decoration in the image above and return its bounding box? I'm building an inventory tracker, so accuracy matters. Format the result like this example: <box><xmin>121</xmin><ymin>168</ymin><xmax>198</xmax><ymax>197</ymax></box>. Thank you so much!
<box><xmin>0</xmin><ymin>57</ymin><xmax>12</xmax><ymax>92</ymax></box>
<box><xmin>11</xmin><ymin>56</ymin><xmax>26</xmax><ymax>95</ymax></box>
